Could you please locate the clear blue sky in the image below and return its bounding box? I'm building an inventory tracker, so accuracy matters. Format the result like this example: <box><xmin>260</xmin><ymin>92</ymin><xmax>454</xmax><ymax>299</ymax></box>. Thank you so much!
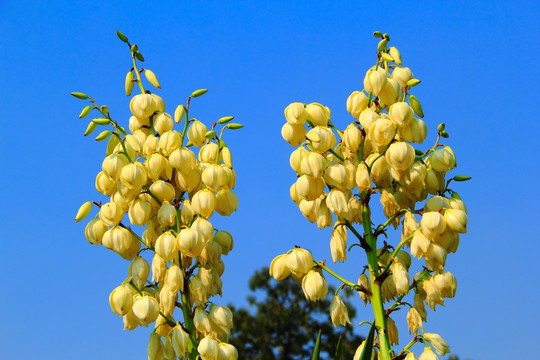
<box><xmin>1</xmin><ymin>1</ymin><xmax>538</xmax><ymax>359</ymax></box>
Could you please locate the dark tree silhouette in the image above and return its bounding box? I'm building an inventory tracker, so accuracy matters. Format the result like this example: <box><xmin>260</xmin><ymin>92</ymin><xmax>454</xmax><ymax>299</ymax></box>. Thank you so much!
<box><xmin>228</xmin><ymin>267</ymin><xmax>364</xmax><ymax>359</ymax></box>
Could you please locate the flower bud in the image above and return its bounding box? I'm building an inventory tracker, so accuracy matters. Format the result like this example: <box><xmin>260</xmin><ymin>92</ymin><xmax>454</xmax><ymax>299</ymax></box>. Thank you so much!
<box><xmin>149</xmin><ymin>180</ymin><xmax>176</xmax><ymax>204</ymax></box>
<box><xmin>406</xmin><ymin>307</ymin><xmax>424</xmax><ymax>335</ymax></box>
<box><xmin>423</xmin><ymin>333</ymin><xmax>450</xmax><ymax>355</ymax></box>
<box><xmin>119</xmin><ymin>162</ymin><xmax>147</xmax><ymax>190</ymax></box>
<box><xmin>369</xmin><ymin>118</ymin><xmax>395</xmax><ymax>147</ymax></box>
<box><xmin>305</xmin><ymin>102</ymin><xmax>329</xmax><ymax>126</ymax></box>
<box><xmin>346</xmin><ymin>91</ymin><xmax>369</xmax><ymax>119</ymax></box>
<box><xmin>364</xmin><ymin>67</ymin><xmax>388</xmax><ymax>95</ymax></box>
<box><xmin>129</xmin><ymin>94</ymin><xmax>156</xmax><ymax>118</ymax></box>
<box><xmin>151</xmin><ymin>94</ymin><xmax>166</xmax><ymax>113</ymax></box>
<box><xmin>159</xmin><ymin>130</ymin><xmax>181</xmax><ymax>156</ymax></box>
<box><xmin>164</xmin><ymin>263</ymin><xmax>184</xmax><ymax>293</ymax></box>
<box><xmin>281</xmin><ymin>122</ymin><xmax>306</xmax><ymax>147</ymax></box>
<box><xmin>171</xmin><ymin>325</ymin><xmax>190</xmax><ymax>358</ymax></box>
<box><xmin>198</xmin><ymin>142</ymin><xmax>220</xmax><ymax>164</ymax></box>
<box><xmin>386</xmin><ymin>142</ymin><xmax>415</xmax><ymax>172</ymax></box>
<box><xmin>306</xmin><ymin>126</ymin><xmax>336</xmax><ymax>154</ymax></box>
<box><xmin>343</xmin><ymin>123</ymin><xmax>363</xmax><ymax>151</ymax></box>
<box><xmin>198</xmin><ymin>335</ymin><xmax>219</xmax><ymax>360</ymax></box>
<box><xmin>102</xmin><ymin>226</ymin><xmax>135</xmax><ymax>254</ymax></box>
<box><xmin>366</xmin><ymin>153</ymin><xmax>391</xmax><ymax>187</ymax></box>
<box><xmin>208</xmin><ymin>305</ymin><xmax>233</xmax><ymax>334</ymax></box>
<box><xmin>217</xmin><ymin>343</ymin><xmax>238</xmax><ymax>360</ymax></box>
<box><xmin>432</xmin><ymin>271</ymin><xmax>457</xmax><ymax>298</ymax></box>
<box><xmin>109</xmin><ymin>284</ymin><xmax>133</xmax><ymax>316</ymax></box>
<box><xmin>389</xmin><ymin>102</ymin><xmax>413</xmax><ymax>126</ymax></box>
<box><xmin>154</xmin><ymin>112</ymin><xmax>174</xmax><ymax>135</ymax></box>
<box><xmin>151</xmin><ymin>253</ymin><xmax>167</xmax><ymax>283</ymax></box>
<box><xmin>289</xmin><ymin>146</ymin><xmax>308</xmax><ymax>173</ymax></box>
<box><xmin>102</xmin><ymin>153</ymin><xmax>129</xmax><ymax>181</ymax></box>
<box><xmin>155</xmin><ymin>231</ymin><xmax>177</xmax><ymax>261</ymax></box>
<box><xmin>330</xmin><ymin>223</ymin><xmax>347</xmax><ymax>263</ymax></box>
<box><xmin>296</xmin><ymin>175</ymin><xmax>325</xmax><ymax>201</ymax></box>
<box><xmin>378</xmin><ymin>78</ymin><xmax>402</xmax><ymax>106</ymax></box>
<box><xmin>324</xmin><ymin>164</ymin><xmax>350</xmax><ymax>190</ymax></box>
<box><xmin>191</xmin><ymin>189</ymin><xmax>217</xmax><ymax>219</ymax></box>
<box><xmin>359</xmin><ymin>108</ymin><xmax>379</xmax><ymax>130</ymax></box>
<box><xmin>443</xmin><ymin>208</ymin><xmax>467</xmax><ymax>233</ymax></box>
<box><xmin>85</xmin><ymin>218</ymin><xmax>108</xmax><ymax>245</ymax></box>
<box><xmin>425</xmin><ymin>167</ymin><xmax>445</xmax><ymax>195</ymax></box>
<box><xmin>302</xmin><ymin>269</ymin><xmax>328</xmax><ymax>301</ymax></box>
<box><xmin>326</xmin><ymin>189</ymin><xmax>351</xmax><ymax>219</ymax></box>
<box><xmin>128</xmin><ymin>197</ymin><xmax>152</xmax><ymax>226</ymax></box>
<box><xmin>132</xmin><ymin>294</ymin><xmax>160</xmax><ymax>326</ymax></box>
<box><xmin>129</xmin><ymin>256</ymin><xmax>150</xmax><ymax>289</ymax></box>
<box><xmin>357</xmin><ymin>273</ymin><xmax>370</xmax><ymax>305</ymax></box>
<box><xmin>418</xmin><ymin>346</ymin><xmax>438</xmax><ymax>360</ymax></box>
<box><xmin>269</xmin><ymin>254</ymin><xmax>291</xmax><ymax>280</ymax></box>
<box><xmin>392</xmin><ymin>261</ymin><xmax>410</xmax><ymax>295</ymax></box>
<box><xmin>157</xmin><ymin>201</ymin><xmax>177</xmax><ymax>227</ymax></box>
<box><xmin>355</xmin><ymin>162</ymin><xmax>371</xmax><ymax>192</ymax></box>
<box><xmin>95</xmin><ymin>171</ymin><xmax>116</xmax><ymax>196</ymax></box>
<box><xmin>284</xmin><ymin>102</ymin><xmax>307</xmax><ymax>125</ymax></box>
<box><xmin>400</xmin><ymin>118</ymin><xmax>428</xmax><ymax>144</ymax></box>
<box><xmin>147</xmin><ymin>332</ymin><xmax>163</xmax><ymax>360</ymax></box>
<box><xmin>389</xmin><ymin>46</ymin><xmax>402</xmax><ymax>65</ymax></box>
<box><xmin>330</xmin><ymin>295</ymin><xmax>351</xmax><ymax>328</ymax></box>
<box><xmin>316</xmin><ymin>198</ymin><xmax>333</xmax><ymax>229</ymax></box>
<box><xmin>298</xmin><ymin>199</ymin><xmax>317</xmax><ymax>223</ymax></box>
<box><xmin>392</xmin><ymin>66</ymin><xmax>413</xmax><ymax>87</ymax></box>
<box><xmin>424</xmin><ymin>243</ymin><xmax>447</xmax><ymax>272</ymax></box>
<box><xmin>175</xmin><ymin>166</ymin><xmax>202</xmax><ymax>192</ymax></box>
<box><xmin>214</xmin><ymin>230</ymin><xmax>233</xmax><ymax>255</ymax></box>
<box><xmin>99</xmin><ymin>202</ymin><xmax>124</xmax><ymax>227</ymax></box>
<box><xmin>387</xmin><ymin>316</ymin><xmax>399</xmax><ymax>345</ymax></box>
<box><xmin>194</xmin><ymin>307</ymin><xmax>212</xmax><ymax>333</ymax></box>
<box><xmin>215</xmin><ymin>190</ymin><xmax>238</xmax><ymax>216</ymax></box>
<box><xmin>177</xmin><ymin>227</ymin><xmax>204</xmax><ymax>257</ymax></box>
<box><xmin>169</xmin><ymin>148</ymin><xmax>197</xmax><ymax>175</ymax></box>
<box><xmin>410</xmin><ymin>231</ymin><xmax>430</xmax><ymax>258</ymax></box>
<box><xmin>202</xmin><ymin>164</ymin><xmax>226</xmax><ymax>191</ymax></box>
<box><xmin>143</xmin><ymin>134</ymin><xmax>159</xmax><ymax>156</ymax></box>
<box><xmin>300</xmin><ymin>152</ymin><xmax>328</xmax><ymax>178</ymax></box>
<box><xmin>193</xmin><ymin>217</ymin><xmax>214</xmax><ymax>242</ymax></box>
<box><xmin>286</xmin><ymin>248</ymin><xmax>313</xmax><ymax>278</ymax></box>
<box><xmin>421</xmin><ymin>212</ymin><xmax>446</xmax><ymax>239</ymax></box>
<box><xmin>187</xmin><ymin>120</ymin><xmax>208</xmax><ymax>147</ymax></box>
<box><xmin>190</xmin><ymin>275</ymin><xmax>208</xmax><ymax>305</ymax></box>
<box><xmin>429</xmin><ymin>146</ymin><xmax>456</xmax><ymax>172</ymax></box>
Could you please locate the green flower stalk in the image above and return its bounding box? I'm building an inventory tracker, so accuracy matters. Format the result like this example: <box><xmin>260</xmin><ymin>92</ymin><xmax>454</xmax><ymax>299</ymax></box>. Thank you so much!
<box><xmin>74</xmin><ymin>30</ymin><xmax>243</xmax><ymax>360</ymax></box>
<box><xmin>273</xmin><ymin>31</ymin><xmax>469</xmax><ymax>360</ymax></box>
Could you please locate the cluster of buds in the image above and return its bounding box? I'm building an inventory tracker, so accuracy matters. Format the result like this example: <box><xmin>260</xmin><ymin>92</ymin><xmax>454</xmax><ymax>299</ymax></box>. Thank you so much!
<box><xmin>275</xmin><ymin>31</ymin><xmax>469</xmax><ymax>360</ymax></box>
<box><xmin>74</xmin><ymin>31</ymin><xmax>241</xmax><ymax>360</ymax></box>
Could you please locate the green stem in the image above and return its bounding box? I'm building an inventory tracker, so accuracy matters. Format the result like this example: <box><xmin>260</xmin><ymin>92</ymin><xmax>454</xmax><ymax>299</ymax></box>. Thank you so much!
<box><xmin>376</xmin><ymin>209</ymin><xmax>406</xmax><ymax>233</ymax></box>
<box><xmin>328</xmin><ymin>148</ymin><xmax>345</xmax><ymax>162</ymax></box>
<box><xmin>132</xmin><ymin>54</ymin><xmax>145</xmax><ymax>94</ymax></box>
<box><xmin>180</xmin><ymin>103</ymin><xmax>190</xmax><ymax>147</ymax></box>
<box><xmin>180</xmin><ymin>286</ymin><xmax>199</xmax><ymax>358</ymax></box>
<box><xmin>398</xmin><ymin>336</ymin><xmax>420</xmax><ymax>357</ymax></box>
<box><xmin>315</xmin><ymin>261</ymin><xmax>357</xmax><ymax>288</ymax></box>
<box><xmin>367</xmin><ymin>126</ymin><xmax>397</xmax><ymax>174</ymax></box>
<box><xmin>380</xmin><ymin>231</ymin><xmax>416</xmax><ymax>279</ymax></box>
<box><xmin>113</xmin><ymin>133</ymin><xmax>133</xmax><ymax>163</ymax></box>
<box><xmin>420</xmin><ymin>132</ymin><xmax>442</xmax><ymax>160</ymax></box>
<box><xmin>144</xmin><ymin>185</ymin><xmax>162</xmax><ymax>206</ymax></box>
<box><xmin>361</xmin><ymin>199</ymin><xmax>392</xmax><ymax>360</ymax></box>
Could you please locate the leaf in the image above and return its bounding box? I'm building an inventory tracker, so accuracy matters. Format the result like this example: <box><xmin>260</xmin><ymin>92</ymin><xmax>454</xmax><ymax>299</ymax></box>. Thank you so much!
<box><xmin>358</xmin><ymin>322</ymin><xmax>376</xmax><ymax>360</ymax></box>
<box><xmin>191</xmin><ymin>89</ymin><xmax>208</xmax><ymax>98</ymax></box>
<box><xmin>116</xmin><ymin>30</ymin><xmax>128</xmax><ymax>43</ymax></box>
<box><xmin>71</xmin><ymin>92</ymin><xmax>88</xmax><ymax>100</ymax></box>
<box><xmin>334</xmin><ymin>335</ymin><xmax>343</xmax><ymax>360</ymax></box>
<box><xmin>311</xmin><ymin>329</ymin><xmax>322</xmax><ymax>360</ymax></box>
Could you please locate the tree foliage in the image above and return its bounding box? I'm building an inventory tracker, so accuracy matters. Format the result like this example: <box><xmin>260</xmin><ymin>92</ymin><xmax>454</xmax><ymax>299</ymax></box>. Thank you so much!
<box><xmin>228</xmin><ymin>267</ymin><xmax>364</xmax><ymax>359</ymax></box>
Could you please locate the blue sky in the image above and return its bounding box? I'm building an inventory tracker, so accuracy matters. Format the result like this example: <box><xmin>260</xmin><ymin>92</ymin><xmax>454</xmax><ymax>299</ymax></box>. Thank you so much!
<box><xmin>0</xmin><ymin>1</ymin><xmax>538</xmax><ymax>359</ymax></box>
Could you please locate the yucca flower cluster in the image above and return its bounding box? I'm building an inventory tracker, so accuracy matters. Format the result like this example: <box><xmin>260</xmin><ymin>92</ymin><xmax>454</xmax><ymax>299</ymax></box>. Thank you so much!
<box><xmin>273</xmin><ymin>31</ymin><xmax>469</xmax><ymax>360</ymax></box>
<box><xmin>74</xmin><ymin>31</ymin><xmax>241</xmax><ymax>360</ymax></box>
